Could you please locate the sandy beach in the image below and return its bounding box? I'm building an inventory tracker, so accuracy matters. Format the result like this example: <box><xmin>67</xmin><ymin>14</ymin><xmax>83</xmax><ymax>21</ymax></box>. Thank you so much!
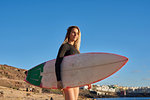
<box><xmin>0</xmin><ymin>86</ymin><xmax>93</xmax><ymax>100</ymax></box>
<box><xmin>0</xmin><ymin>86</ymin><xmax>64</xmax><ymax>100</ymax></box>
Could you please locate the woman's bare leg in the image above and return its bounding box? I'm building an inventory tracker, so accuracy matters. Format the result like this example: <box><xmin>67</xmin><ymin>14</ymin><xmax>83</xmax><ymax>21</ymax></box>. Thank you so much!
<box><xmin>63</xmin><ymin>88</ymin><xmax>75</xmax><ymax>100</ymax></box>
<box><xmin>73</xmin><ymin>87</ymin><xmax>79</xmax><ymax>100</ymax></box>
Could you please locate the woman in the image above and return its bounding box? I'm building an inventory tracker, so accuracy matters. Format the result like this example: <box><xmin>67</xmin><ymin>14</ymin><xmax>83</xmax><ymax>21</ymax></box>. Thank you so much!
<box><xmin>55</xmin><ymin>26</ymin><xmax>90</xmax><ymax>100</ymax></box>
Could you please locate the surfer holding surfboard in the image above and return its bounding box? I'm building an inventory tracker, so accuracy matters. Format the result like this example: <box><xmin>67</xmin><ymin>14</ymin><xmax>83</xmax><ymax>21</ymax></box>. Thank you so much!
<box><xmin>55</xmin><ymin>26</ymin><xmax>90</xmax><ymax>100</ymax></box>
<box><xmin>25</xmin><ymin>26</ymin><xmax>128</xmax><ymax>100</ymax></box>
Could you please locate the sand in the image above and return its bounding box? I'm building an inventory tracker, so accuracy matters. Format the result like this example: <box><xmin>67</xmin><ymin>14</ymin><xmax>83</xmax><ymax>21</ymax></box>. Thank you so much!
<box><xmin>0</xmin><ymin>86</ymin><xmax>64</xmax><ymax>100</ymax></box>
<box><xmin>0</xmin><ymin>86</ymin><xmax>92</xmax><ymax>100</ymax></box>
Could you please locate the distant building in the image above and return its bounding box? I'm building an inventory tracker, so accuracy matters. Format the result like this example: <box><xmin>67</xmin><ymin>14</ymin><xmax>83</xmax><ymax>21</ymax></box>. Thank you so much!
<box><xmin>81</xmin><ymin>84</ymin><xmax>150</xmax><ymax>94</ymax></box>
<box><xmin>80</xmin><ymin>85</ymin><xmax>92</xmax><ymax>90</ymax></box>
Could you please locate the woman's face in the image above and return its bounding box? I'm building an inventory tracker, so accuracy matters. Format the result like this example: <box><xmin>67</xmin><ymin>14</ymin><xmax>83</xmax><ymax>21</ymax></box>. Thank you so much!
<box><xmin>69</xmin><ymin>28</ymin><xmax>79</xmax><ymax>42</ymax></box>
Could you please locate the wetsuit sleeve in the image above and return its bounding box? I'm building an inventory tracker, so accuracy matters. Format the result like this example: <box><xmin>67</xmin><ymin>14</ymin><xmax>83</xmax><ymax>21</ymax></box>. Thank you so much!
<box><xmin>55</xmin><ymin>44</ymin><xmax>69</xmax><ymax>81</ymax></box>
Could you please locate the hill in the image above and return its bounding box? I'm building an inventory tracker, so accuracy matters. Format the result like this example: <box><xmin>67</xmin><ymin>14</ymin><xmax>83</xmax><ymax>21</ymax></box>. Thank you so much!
<box><xmin>0</xmin><ymin>64</ymin><xmax>40</xmax><ymax>90</ymax></box>
<box><xmin>0</xmin><ymin>64</ymin><xmax>93</xmax><ymax>99</ymax></box>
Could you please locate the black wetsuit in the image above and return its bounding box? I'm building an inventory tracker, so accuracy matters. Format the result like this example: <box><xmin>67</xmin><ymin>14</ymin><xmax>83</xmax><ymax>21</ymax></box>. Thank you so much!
<box><xmin>55</xmin><ymin>42</ymin><xmax>80</xmax><ymax>81</ymax></box>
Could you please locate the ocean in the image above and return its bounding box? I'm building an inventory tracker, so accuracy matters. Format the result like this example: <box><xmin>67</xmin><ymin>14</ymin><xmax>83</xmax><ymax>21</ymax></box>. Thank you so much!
<box><xmin>95</xmin><ymin>97</ymin><xmax>150</xmax><ymax>100</ymax></box>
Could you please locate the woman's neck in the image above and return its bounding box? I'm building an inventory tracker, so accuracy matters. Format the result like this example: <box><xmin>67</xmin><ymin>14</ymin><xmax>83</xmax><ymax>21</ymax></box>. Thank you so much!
<box><xmin>68</xmin><ymin>41</ymin><xmax>74</xmax><ymax>45</ymax></box>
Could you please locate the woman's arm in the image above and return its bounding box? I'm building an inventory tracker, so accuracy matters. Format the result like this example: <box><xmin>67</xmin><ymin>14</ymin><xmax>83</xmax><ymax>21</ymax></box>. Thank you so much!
<box><xmin>55</xmin><ymin>44</ymin><xmax>69</xmax><ymax>81</ymax></box>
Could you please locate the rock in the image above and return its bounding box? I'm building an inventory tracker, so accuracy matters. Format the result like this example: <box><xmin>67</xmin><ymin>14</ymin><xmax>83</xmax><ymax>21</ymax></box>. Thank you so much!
<box><xmin>26</xmin><ymin>93</ymin><xmax>31</xmax><ymax>96</ymax></box>
<box><xmin>0</xmin><ymin>91</ymin><xmax>4</xmax><ymax>94</ymax></box>
<box><xmin>0</xmin><ymin>91</ymin><xmax>4</xmax><ymax>97</ymax></box>
<box><xmin>50</xmin><ymin>97</ymin><xmax>53</xmax><ymax>100</ymax></box>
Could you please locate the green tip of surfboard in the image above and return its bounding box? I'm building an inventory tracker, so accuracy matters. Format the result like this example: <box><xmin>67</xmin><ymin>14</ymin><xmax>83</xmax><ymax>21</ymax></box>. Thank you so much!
<box><xmin>26</xmin><ymin>63</ymin><xmax>45</xmax><ymax>86</ymax></box>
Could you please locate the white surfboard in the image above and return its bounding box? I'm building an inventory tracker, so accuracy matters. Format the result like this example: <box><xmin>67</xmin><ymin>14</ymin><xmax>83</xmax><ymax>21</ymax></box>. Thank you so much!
<box><xmin>25</xmin><ymin>52</ymin><xmax>128</xmax><ymax>89</ymax></box>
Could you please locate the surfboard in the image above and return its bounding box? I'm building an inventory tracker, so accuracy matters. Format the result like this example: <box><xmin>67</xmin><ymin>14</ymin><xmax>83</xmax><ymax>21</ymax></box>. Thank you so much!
<box><xmin>24</xmin><ymin>52</ymin><xmax>128</xmax><ymax>89</ymax></box>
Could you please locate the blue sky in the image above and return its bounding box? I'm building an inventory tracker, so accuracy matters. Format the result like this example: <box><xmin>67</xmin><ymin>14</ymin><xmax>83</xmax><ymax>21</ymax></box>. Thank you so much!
<box><xmin>0</xmin><ymin>0</ymin><xmax>150</xmax><ymax>87</ymax></box>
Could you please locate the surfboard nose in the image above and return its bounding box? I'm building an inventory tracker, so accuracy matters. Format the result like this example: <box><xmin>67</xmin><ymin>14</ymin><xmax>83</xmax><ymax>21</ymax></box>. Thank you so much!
<box><xmin>117</xmin><ymin>54</ymin><xmax>129</xmax><ymax>63</ymax></box>
<box><xmin>122</xmin><ymin>56</ymin><xmax>129</xmax><ymax>65</ymax></box>
<box><xmin>107</xmin><ymin>52</ymin><xmax>128</xmax><ymax>62</ymax></box>
<box><xmin>124</xmin><ymin>56</ymin><xmax>129</xmax><ymax>62</ymax></box>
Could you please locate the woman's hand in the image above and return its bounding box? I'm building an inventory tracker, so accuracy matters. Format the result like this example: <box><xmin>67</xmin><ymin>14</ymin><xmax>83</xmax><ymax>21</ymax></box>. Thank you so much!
<box><xmin>57</xmin><ymin>81</ymin><xmax>63</xmax><ymax>90</ymax></box>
